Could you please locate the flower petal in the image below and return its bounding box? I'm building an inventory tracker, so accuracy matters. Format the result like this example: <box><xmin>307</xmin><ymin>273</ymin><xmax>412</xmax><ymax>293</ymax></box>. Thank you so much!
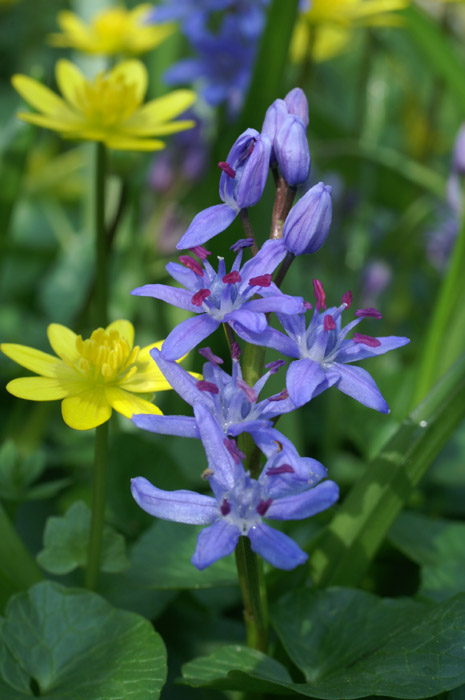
<box><xmin>6</xmin><ymin>377</ymin><xmax>71</xmax><ymax>401</ymax></box>
<box><xmin>110</xmin><ymin>60</ymin><xmax>148</xmax><ymax>104</ymax></box>
<box><xmin>12</xmin><ymin>74</ymin><xmax>70</xmax><ymax>117</ymax></box>
<box><xmin>248</xmin><ymin>522</ymin><xmax>308</xmax><ymax>570</ymax></box>
<box><xmin>242</xmin><ymin>294</ymin><xmax>304</xmax><ymax>315</ymax></box>
<box><xmin>286</xmin><ymin>358</ymin><xmax>328</xmax><ymax>406</ymax></box>
<box><xmin>122</xmin><ymin>119</ymin><xmax>195</xmax><ymax>137</ymax></box>
<box><xmin>61</xmin><ymin>387</ymin><xmax>112</xmax><ymax>430</ymax></box>
<box><xmin>161</xmin><ymin>315</ymin><xmax>219</xmax><ymax>361</ymax></box>
<box><xmin>105</xmin><ymin>320</ymin><xmax>134</xmax><ymax>347</ymax></box>
<box><xmin>55</xmin><ymin>59</ymin><xmax>86</xmax><ymax>111</ymax></box>
<box><xmin>336</xmin><ymin>335</ymin><xmax>410</xmax><ymax>364</ymax></box>
<box><xmin>1</xmin><ymin>343</ymin><xmax>62</xmax><ymax>377</ymax></box>
<box><xmin>149</xmin><ymin>348</ymin><xmax>202</xmax><ymax>405</ymax></box>
<box><xmin>176</xmin><ymin>204</ymin><xmax>238</xmax><ymax>250</ymax></box>
<box><xmin>104</xmin><ymin>135</ymin><xmax>165</xmax><ymax>151</ymax></box>
<box><xmin>15</xmin><ymin>112</ymin><xmax>82</xmax><ymax>132</ymax></box>
<box><xmin>105</xmin><ymin>386</ymin><xmax>162</xmax><ymax>419</ymax></box>
<box><xmin>225</xmin><ymin>309</ymin><xmax>267</xmax><ymax>333</ymax></box>
<box><xmin>191</xmin><ymin>520</ymin><xmax>240</xmax><ymax>570</ymax></box>
<box><xmin>195</xmin><ymin>404</ymin><xmax>239</xmax><ymax>491</ymax></box>
<box><xmin>132</xmin><ymin>414</ymin><xmax>200</xmax><ymax>438</ymax></box>
<box><xmin>125</xmin><ymin>90</ymin><xmax>196</xmax><ymax>129</ymax></box>
<box><xmin>131</xmin><ymin>476</ymin><xmax>218</xmax><ymax>524</ymax></box>
<box><xmin>267</xmin><ymin>480</ymin><xmax>339</xmax><ymax>520</ymax></box>
<box><xmin>227</xmin><ymin>324</ymin><xmax>299</xmax><ymax>357</ymax></box>
<box><xmin>333</xmin><ymin>363</ymin><xmax>390</xmax><ymax>413</ymax></box>
<box><xmin>130</xmin><ymin>284</ymin><xmax>198</xmax><ymax>312</ymax></box>
<box><xmin>47</xmin><ymin>324</ymin><xmax>80</xmax><ymax>364</ymax></box>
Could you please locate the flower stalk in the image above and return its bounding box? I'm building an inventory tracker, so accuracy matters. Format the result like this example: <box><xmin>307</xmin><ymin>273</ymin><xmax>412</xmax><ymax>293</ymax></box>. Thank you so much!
<box><xmin>95</xmin><ymin>141</ymin><xmax>107</xmax><ymax>327</ymax></box>
<box><xmin>235</xmin><ymin>536</ymin><xmax>268</xmax><ymax>652</ymax></box>
<box><xmin>85</xmin><ymin>421</ymin><xmax>109</xmax><ymax>590</ymax></box>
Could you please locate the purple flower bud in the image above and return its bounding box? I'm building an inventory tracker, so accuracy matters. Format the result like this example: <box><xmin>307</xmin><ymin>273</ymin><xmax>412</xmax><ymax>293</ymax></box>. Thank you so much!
<box><xmin>261</xmin><ymin>99</ymin><xmax>288</xmax><ymax>149</ymax></box>
<box><xmin>275</xmin><ymin>115</ymin><xmax>310</xmax><ymax>186</ymax></box>
<box><xmin>283</xmin><ymin>182</ymin><xmax>332</xmax><ymax>255</ymax></box>
<box><xmin>284</xmin><ymin>87</ymin><xmax>309</xmax><ymax>128</ymax></box>
<box><xmin>219</xmin><ymin>128</ymin><xmax>271</xmax><ymax>210</ymax></box>
<box><xmin>452</xmin><ymin>124</ymin><xmax>465</xmax><ymax>175</ymax></box>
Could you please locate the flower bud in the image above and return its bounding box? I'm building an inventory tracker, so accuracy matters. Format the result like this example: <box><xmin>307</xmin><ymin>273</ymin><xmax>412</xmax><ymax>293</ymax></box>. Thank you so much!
<box><xmin>283</xmin><ymin>182</ymin><xmax>332</xmax><ymax>255</ymax></box>
<box><xmin>219</xmin><ymin>128</ymin><xmax>271</xmax><ymax>209</ymax></box>
<box><xmin>261</xmin><ymin>98</ymin><xmax>288</xmax><ymax>156</ymax></box>
<box><xmin>275</xmin><ymin>114</ymin><xmax>310</xmax><ymax>186</ymax></box>
<box><xmin>452</xmin><ymin>123</ymin><xmax>465</xmax><ymax>174</ymax></box>
<box><xmin>284</xmin><ymin>87</ymin><xmax>309</xmax><ymax>127</ymax></box>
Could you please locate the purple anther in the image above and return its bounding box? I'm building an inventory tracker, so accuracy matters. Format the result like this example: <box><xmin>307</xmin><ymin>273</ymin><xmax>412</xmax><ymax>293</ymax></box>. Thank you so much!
<box><xmin>342</xmin><ymin>290</ymin><xmax>353</xmax><ymax>308</ymax></box>
<box><xmin>268</xmin><ymin>389</ymin><xmax>289</xmax><ymax>402</ymax></box>
<box><xmin>249</xmin><ymin>274</ymin><xmax>272</xmax><ymax>287</ymax></box>
<box><xmin>218</xmin><ymin>161</ymin><xmax>236</xmax><ymax>178</ymax></box>
<box><xmin>191</xmin><ymin>289</ymin><xmax>211</xmax><ymax>306</ymax></box>
<box><xmin>198</xmin><ymin>347</ymin><xmax>223</xmax><ymax>365</ymax></box>
<box><xmin>223</xmin><ymin>437</ymin><xmax>246</xmax><ymax>464</ymax></box>
<box><xmin>191</xmin><ymin>245</ymin><xmax>211</xmax><ymax>260</ymax></box>
<box><xmin>178</xmin><ymin>255</ymin><xmax>204</xmax><ymax>276</ymax></box>
<box><xmin>266</xmin><ymin>464</ymin><xmax>295</xmax><ymax>476</ymax></box>
<box><xmin>324</xmin><ymin>315</ymin><xmax>336</xmax><ymax>331</ymax></box>
<box><xmin>256</xmin><ymin>498</ymin><xmax>273</xmax><ymax>516</ymax></box>
<box><xmin>303</xmin><ymin>301</ymin><xmax>313</xmax><ymax>310</ymax></box>
<box><xmin>353</xmin><ymin>333</ymin><xmax>381</xmax><ymax>348</ymax></box>
<box><xmin>196</xmin><ymin>380</ymin><xmax>219</xmax><ymax>394</ymax></box>
<box><xmin>231</xmin><ymin>342</ymin><xmax>242</xmax><ymax>359</ymax></box>
<box><xmin>355</xmin><ymin>307</ymin><xmax>383</xmax><ymax>319</ymax></box>
<box><xmin>230</xmin><ymin>238</ymin><xmax>255</xmax><ymax>253</ymax></box>
<box><xmin>237</xmin><ymin>379</ymin><xmax>257</xmax><ymax>403</ymax></box>
<box><xmin>265</xmin><ymin>359</ymin><xmax>286</xmax><ymax>374</ymax></box>
<box><xmin>313</xmin><ymin>279</ymin><xmax>326</xmax><ymax>310</ymax></box>
<box><xmin>222</xmin><ymin>271</ymin><xmax>242</xmax><ymax>284</ymax></box>
<box><xmin>220</xmin><ymin>498</ymin><xmax>231</xmax><ymax>516</ymax></box>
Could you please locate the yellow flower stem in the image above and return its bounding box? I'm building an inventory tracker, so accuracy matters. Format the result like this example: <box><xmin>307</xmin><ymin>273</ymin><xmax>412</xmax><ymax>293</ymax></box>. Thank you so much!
<box><xmin>94</xmin><ymin>141</ymin><xmax>108</xmax><ymax>327</ymax></box>
<box><xmin>85</xmin><ymin>421</ymin><xmax>109</xmax><ymax>590</ymax></box>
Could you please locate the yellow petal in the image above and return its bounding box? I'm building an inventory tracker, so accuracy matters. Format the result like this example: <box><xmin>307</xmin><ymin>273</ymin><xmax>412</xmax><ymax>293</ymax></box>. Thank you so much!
<box><xmin>55</xmin><ymin>59</ymin><xmax>86</xmax><ymax>112</ymax></box>
<box><xmin>15</xmin><ymin>111</ymin><xmax>82</xmax><ymax>132</ymax></box>
<box><xmin>122</xmin><ymin>119</ymin><xmax>195</xmax><ymax>137</ymax></box>
<box><xmin>313</xmin><ymin>25</ymin><xmax>351</xmax><ymax>62</ymax></box>
<box><xmin>105</xmin><ymin>320</ymin><xmax>134</xmax><ymax>347</ymax></box>
<box><xmin>110</xmin><ymin>60</ymin><xmax>148</xmax><ymax>104</ymax></box>
<box><xmin>1</xmin><ymin>343</ymin><xmax>62</xmax><ymax>377</ymax></box>
<box><xmin>6</xmin><ymin>377</ymin><xmax>71</xmax><ymax>401</ymax></box>
<box><xmin>61</xmin><ymin>387</ymin><xmax>112</xmax><ymax>430</ymax></box>
<box><xmin>105</xmin><ymin>386</ymin><xmax>163</xmax><ymax>419</ymax></box>
<box><xmin>12</xmin><ymin>75</ymin><xmax>70</xmax><ymax>118</ymax></box>
<box><xmin>56</xmin><ymin>10</ymin><xmax>89</xmax><ymax>38</ymax></box>
<box><xmin>125</xmin><ymin>90</ymin><xmax>196</xmax><ymax>130</ymax></box>
<box><xmin>103</xmin><ymin>134</ymin><xmax>165</xmax><ymax>151</ymax></box>
<box><xmin>47</xmin><ymin>324</ymin><xmax>80</xmax><ymax>364</ymax></box>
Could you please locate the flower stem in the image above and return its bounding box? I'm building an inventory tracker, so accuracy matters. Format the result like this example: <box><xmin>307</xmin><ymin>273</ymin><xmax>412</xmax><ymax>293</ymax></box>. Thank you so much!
<box><xmin>235</xmin><ymin>536</ymin><xmax>268</xmax><ymax>652</ymax></box>
<box><xmin>85</xmin><ymin>421</ymin><xmax>109</xmax><ymax>590</ymax></box>
<box><xmin>94</xmin><ymin>141</ymin><xmax>108</xmax><ymax>327</ymax></box>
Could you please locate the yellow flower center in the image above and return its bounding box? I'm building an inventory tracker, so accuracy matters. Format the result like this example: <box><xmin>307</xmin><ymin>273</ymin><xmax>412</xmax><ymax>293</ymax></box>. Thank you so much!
<box><xmin>93</xmin><ymin>9</ymin><xmax>128</xmax><ymax>43</ymax></box>
<box><xmin>75</xmin><ymin>73</ymin><xmax>140</xmax><ymax>127</ymax></box>
<box><xmin>75</xmin><ymin>328</ymin><xmax>140</xmax><ymax>384</ymax></box>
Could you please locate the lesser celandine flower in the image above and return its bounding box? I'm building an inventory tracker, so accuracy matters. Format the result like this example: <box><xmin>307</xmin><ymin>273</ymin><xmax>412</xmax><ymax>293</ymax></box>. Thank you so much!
<box><xmin>49</xmin><ymin>5</ymin><xmax>175</xmax><ymax>57</ymax></box>
<box><xmin>1</xmin><ymin>320</ymin><xmax>186</xmax><ymax>431</ymax></box>
<box><xmin>12</xmin><ymin>59</ymin><xmax>196</xmax><ymax>151</ymax></box>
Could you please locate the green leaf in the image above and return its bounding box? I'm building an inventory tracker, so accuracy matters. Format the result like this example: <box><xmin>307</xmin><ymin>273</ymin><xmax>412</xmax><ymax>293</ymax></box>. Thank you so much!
<box><xmin>127</xmin><ymin>520</ymin><xmax>237</xmax><ymax>590</ymax></box>
<box><xmin>308</xmin><ymin>352</ymin><xmax>465</xmax><ymax>588</ymax></box>
<box><xmin>0</xmin><ymin>440</ymin><xmax>71</xmax><ymax>502</ymax></box>
<box><xmin>0</xmin><ymin>581</ymin><xmax>167</xmax><ymax>699</ymax></box>
<box><xmin>37</xmin><ymin>501</ymin><xmax>129</xmax><ymax>575</ymax></box>
<box><xmin>389</xmin><ymin>511</ymin><xmax>465</xmax><ymax>602</ymax></box>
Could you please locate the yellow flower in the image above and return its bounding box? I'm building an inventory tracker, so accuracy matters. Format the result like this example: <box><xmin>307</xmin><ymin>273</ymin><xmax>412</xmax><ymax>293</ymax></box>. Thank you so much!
<box><xmin>49</xmin><ymin>5</ymin><xmax>175</xmax><ymax>57</ymax></box>
<box><xmin>12</xmin><ymin>59</ymin><xmax>196</xmax><ymax>151</ymax></box>
<box><xmin>1</xmin><ymin>321</ymin><xmax>189</xmax><ymax>431</ymax></box>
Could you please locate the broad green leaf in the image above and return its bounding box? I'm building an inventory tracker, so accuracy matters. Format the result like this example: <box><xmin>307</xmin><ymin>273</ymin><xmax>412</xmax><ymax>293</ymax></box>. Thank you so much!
<box><xmin>389</xmin><ymin>511</ymin><xmax>465</xmax><ymax>602</ymax></box>
<box><xmin>309</xmin><ymin>352</ymin><xmax>465</xmax><ymax>588</ymax></box>
<box><xmin>37</xmin><ymin>501</ymin><xmax>129</xmax><ymax>575</ymax></box>
<box><xmin>0</xmin><ymin>440</ymin><xmax>70</xmax><ymax>502</ymax></box>
<box><xmin>0</xmin><ymin>581</ymin><xmax>166</xmax><ymax>699</ymax></box>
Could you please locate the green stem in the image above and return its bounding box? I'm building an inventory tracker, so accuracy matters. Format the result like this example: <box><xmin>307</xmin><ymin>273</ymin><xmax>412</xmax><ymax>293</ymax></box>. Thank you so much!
<box><xmin>235</xmin><ymin>536</ymin><xmax>268</xmax><ymax>652</ymax></box>
<box><xmin>94</xmin><ymin>141</ymin><xmax>107</xmax><ymax>327</ymax></box>
<box><xmin>85</xmin><ymin>421</ymin><xmax>109</xmax><ymax>590</ymax></box>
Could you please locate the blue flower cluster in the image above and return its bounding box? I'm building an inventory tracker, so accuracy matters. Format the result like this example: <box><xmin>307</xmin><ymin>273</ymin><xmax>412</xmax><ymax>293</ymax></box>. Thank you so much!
<box><xmin>130</xmin><ymin>87</ymin><xmax>409</xmax><ymax>571</ymax></box>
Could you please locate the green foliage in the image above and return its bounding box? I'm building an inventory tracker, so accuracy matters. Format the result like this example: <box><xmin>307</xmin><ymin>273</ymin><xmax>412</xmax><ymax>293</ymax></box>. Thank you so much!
<box><xmin>0</xmin><ymin>440</ymin><xmax>70</xmax><ymax>502</ymax></box>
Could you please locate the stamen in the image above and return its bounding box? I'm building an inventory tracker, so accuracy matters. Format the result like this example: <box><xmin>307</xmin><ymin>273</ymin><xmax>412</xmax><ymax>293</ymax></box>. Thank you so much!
<box><xmin>303</xmin><ymin>301</ymin><xmax>313</xmax><ymax>310</ymax></box>
<box><xmin>257</xmin><ymin>498</ymin><xmax>273</xmax><ymax>516</ymax></box>
<box><xmin>191</xmin><ymin>245</ymin><xmax>211</xmax><ymax>260</ymax></box>
<box><xmin>201</xmin><ymin>468</ymin><xmax>214</xmax><ymax>480</ymax></box>
<box><xmin>199</xmin><ymin>347</ymin><xmax>223</xmax><ymax>365</ymax></box>
<box><xmin>222</xmin><ymin>271</ymin><xmax>242</xmax><ymax>284</ymax></box>
<box><xmin>224</xmin><ymin>438</ymin><xmax>245</xmax><ymax>464</ymax></box>
<box><xmin>273</xmin><ymin>440</ymin><xmax>283</xmax><ymax>452</ymax></box>
<box><xmin>220</xmin><ymin>498</ymin><xmax>231</xmax><ymax>516</ymax></box>
<box><xmin>324</xmin><ymin>315</ymin><xmax>336</xmax><ymax>331</ymax></box>
<box><xmin>196</xmin><ymin>380</ymin><xmax>219</xmax><ymax>394</ymax></box>
<box><xmin>313</xmin><ymin>279</ymin><xmax>326</xmax><ymax>310</ymax></box>
<box><xmin>342</xmin><ymin>290</ymin><xmax>353</xmax><ymax>307</ymax></box>
<box><xmin>218</xmin><ymin>161</ymin><xmax>236</xmax><ymax>178</ymax></box>
<box><xmin>265</xmin><ymin>359</ymin><xmax>286</xmax><ymax>374</ymax></box>
<box><xmin>237</xmin><ymin>379</ymin><xmax>257</xmax><ymax>403</ymax></box>
<box><xmin>268</xmin><ymin>389</ymin><xmax>289</xmax><ymax>402</ymax></box>
<box><xmin>231</xmin><ymin>342</ymin><xmax>241</xmax><ymax>359</ymax></box>
<box><xmin>266</xmin><ymin>464</ymin><xmax>295</xmax><ymax>476</ymax></box>
<box><xmin>179</xmin><ymin>255</ymin><xmax>204</xmax><ymax>276</ymax></box>
<box><xmin>191</xmin><ymin>289</ymin><xmax>211</xmax><ymax>306</ymax></box>
<box><xmin>230</xmin><ymin>238</ymin><xmax>254</xmax><ymax>252</ymax></box>
<box><xmin>355</xmin><ymin>307</ymin><xmax>382</xmax><ymax>319</ymax></box>
<box><xmin>249</xmin><ymin>274</ymin><xmax>272</xmax><ymax>287</ymax></box>
<box><xmin>353</xmin><ymin>333</ymin><xmax>381</xmax><ymax>347</ymax></box>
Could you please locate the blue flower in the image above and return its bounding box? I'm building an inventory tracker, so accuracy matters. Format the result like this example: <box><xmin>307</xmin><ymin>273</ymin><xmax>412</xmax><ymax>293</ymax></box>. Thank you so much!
<box><xmin>282</xmin><ymin>182</ymin><xmax>333</xmax><ymax>255</ymax></box>
<box><xmin>232</xmin><ymin>281</ymin><xmax>410</xmax><ymax>412</ymax></box>
<box><xmin>176</xmin><ymin>128</ymin><xmax>271</xmax><ymax>249</ymax></box>
<box><xmin>131</xmin><ymin>240</ymin><xmax>301</xmax><ymax>360</ymax></box>
<box><xmin>131</xmin><ymin>404</ymin><xmax>339</xmax><ymax>570</ymax></box>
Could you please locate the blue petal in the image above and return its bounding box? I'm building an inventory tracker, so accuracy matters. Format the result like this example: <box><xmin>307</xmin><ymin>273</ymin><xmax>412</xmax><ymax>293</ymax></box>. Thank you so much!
<box><xmin>161</xmin><ymin>314</ymin><xmax>220</xmax><ymax>360</ymax></box>
<box><xmin>194</xmin><ymin>403</ymin><xmax>240</xmax><ymax>491</ymax></box>
<box><xmin>239</xmin><ymin>239</ymin><xmax>287</xmax><ymax>291</ymax></box>
<box><xmin>242</xmin><ymin>293</ymin><xmax>305</xmax><ymax>315</ymax></box>
<box><xmin>131</xmin><ymin>477</ymin><xmax>217</xmax><ymax>524</ymax></box>
<box><xmin>132</xmin><ymin>414</ymin><xmax>200</xmax><ymax>438</ymax></box>
<box><xmin>248</xmin><ymin>522</ymin><xmax>308</xmax><ymax>570</ymax></box>
<box><xmin>176</xmin><ymin>203</ymin><xmax>238</xmax><ymax>250</ymax></box>
<box><xmin>228</xmin><ymin>324</ymin><xmax>299</xmax><ymax>357</ymax></box>
<box><xmin>191</xmin><ymin>520</ymin><xmax>240</xmax><ymax>570</ymax></box>
<box><xmin>334</xmin><ymin>363</ymin><xmax>390</xmax><ymax>413</ymax></box>
<box><xmin>151</xmin><ymin>348</ymin><xmax>204</xmax><ymax>407</ymax></box>
<box><xmin>286</xmin><ymin>358</ymin><xmax>328</xmax><ymax>406</ymax></box>
<box><xmin>335</xmin><ymin>336</ymin><xmax>410</xmax><ymax>364</ymax></box>
<box><xmin>165</xmin><ymin>261</ymin><xmax>200</xmax><ymax>290</ymax></box>
<box><xmin>224</xmin><ymin>309</ymin><xmax>267</xmax><ymax>333</ymax></box>
<box><xmin>267</xmin><ymin>480</ymin><xmax>339</xmax><ymax>520</ymax></box>
<box><xmin>130</xmin><ymin>284</ymin><xmax>198</xmax><ymax>312</ymax></box>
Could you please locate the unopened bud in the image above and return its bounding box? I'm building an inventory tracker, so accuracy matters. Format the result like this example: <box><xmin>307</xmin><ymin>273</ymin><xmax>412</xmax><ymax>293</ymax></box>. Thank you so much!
<box><xmin>283</xmin><ymin>182</ymin><xmax>332</xmax><ymax>255</ymax></box>
<box><xmin>275</xmin><ymin>114</ymin><xmax>310</xmax><ymax>186</ymax></box>
<box><xmin>284</xmin><ymin>87</ymin><xmax>309</xmax><ymax>127</ymax></box>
